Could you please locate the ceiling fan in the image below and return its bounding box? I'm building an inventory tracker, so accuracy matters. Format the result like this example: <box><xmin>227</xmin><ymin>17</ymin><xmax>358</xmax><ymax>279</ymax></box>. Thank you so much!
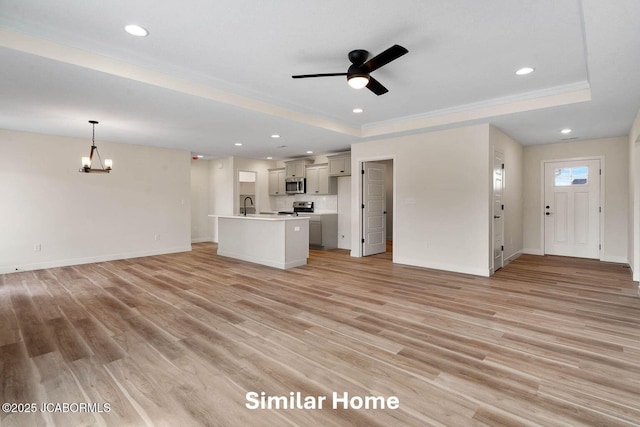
<box><xmin>291</xmin><ymin>44</ymin><xmax>409</xmax><ymax>96</ymax></box>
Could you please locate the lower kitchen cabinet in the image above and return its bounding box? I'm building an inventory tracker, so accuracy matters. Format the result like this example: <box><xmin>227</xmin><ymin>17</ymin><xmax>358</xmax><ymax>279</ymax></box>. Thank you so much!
<box><xmin>307</xmin><ymin>214</ymin><xmax>338</xmax><ymax>249</ymax></box>
<box><xmin>309</xmin><ymin>221</ymin><xmax>322</xmax><ymax>246</ymax></box>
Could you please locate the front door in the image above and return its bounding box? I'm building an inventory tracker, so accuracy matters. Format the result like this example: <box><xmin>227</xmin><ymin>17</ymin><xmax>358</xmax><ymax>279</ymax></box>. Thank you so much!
<box><xmin>544</xmin><ymin>159</ymin><xmax>600</xmax><ymax>258</ymax></box>
<box><xmin>362</xmin><ymin>162</ymin><xmax>386</xmax><ymax>256</ymax></box>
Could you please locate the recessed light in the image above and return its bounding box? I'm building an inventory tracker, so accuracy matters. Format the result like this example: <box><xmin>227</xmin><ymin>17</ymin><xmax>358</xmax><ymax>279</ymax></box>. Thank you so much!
<box><xmin>234</xmin><ymin>142</ymin><xmax>243</xmax><ymax>146</ymax></box>
<box><xmin>353</xmin><ymin>108</ymin><xmax>363</xmax><ymax>113</ymax></box>
<box><xmin>306</xmin><ymin>151</ymin><xmax>313</xmax><ymax>154</ymax></box>
<box><xmin>267</xmin><ymin>157</ymin><xmax>273</xmax><ymax>160</ymax></box>
<box><xmin>515</xmin><ymin>67</ymin><xmax>535</xmax><ymax>76</ymax></box>
<box><xmin>124</xmin><ymin>24</ymin><xmax>149</xmax><ymax>37</ymax></box>
<box><xmin>271</xmin><ymin>134</ymin><xmax>280</xmax><ymax>138</ymax></box>
<box><xmin>560</xmin><ymin>128</ymin><xmax>572</xmax><ymax>134</ymax></box>
<box><xmin>197</xmin><ymin>155</ymin><xmax>204</xmax><ymax>158</ymax></box>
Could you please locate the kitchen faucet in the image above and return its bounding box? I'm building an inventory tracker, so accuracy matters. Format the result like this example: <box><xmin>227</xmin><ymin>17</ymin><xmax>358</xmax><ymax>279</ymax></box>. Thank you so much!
<box><xmin>243</xmin><ymin>196</ymin><xmax>253</xmax><ymax>216</ymax></box>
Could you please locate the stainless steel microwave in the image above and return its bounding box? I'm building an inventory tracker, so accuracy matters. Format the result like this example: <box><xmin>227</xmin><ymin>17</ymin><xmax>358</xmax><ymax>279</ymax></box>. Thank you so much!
<box><xmin>285</xmin><ymin>177</ymin><xmax>306</xmax><ymax>194</ymax></box>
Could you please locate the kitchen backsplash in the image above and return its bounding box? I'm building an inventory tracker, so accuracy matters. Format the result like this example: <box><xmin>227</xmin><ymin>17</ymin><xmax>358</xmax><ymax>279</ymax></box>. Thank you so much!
<box><xmin>271</xmin><ymin>194</ymin><xmax>338</xmax><ymax>213</ymax></box>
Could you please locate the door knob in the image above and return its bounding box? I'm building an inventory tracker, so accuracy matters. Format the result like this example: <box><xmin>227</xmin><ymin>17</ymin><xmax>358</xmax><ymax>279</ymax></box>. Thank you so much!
<box><xmin>545</xmin><ymin>212</ymin><xmax>552</xmax><ymax>216</ymax></box>
<box><xmin>494</xmin><ymin>215</ymin><xmax>501</xmax><ymax>219</ymax></box>
<box><xmin>546</xmin><ymin>205</ymin><xmax>550</xmax><ymax>209</ymax></box>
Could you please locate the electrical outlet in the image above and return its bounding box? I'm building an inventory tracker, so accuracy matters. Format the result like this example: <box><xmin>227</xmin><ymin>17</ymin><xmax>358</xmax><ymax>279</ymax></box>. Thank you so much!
<box><xmin>34</xmin><ymin>243</ymin><xmax>41</xmax><ymax>252</ymax></box>
<box><xmin>294</xmin><ymin>226</ymin><xmax>300</xmax><ymax>231</ymax></box>
<box><xmin>155</xmin><ymin>234</ymin><xmax>161</xmax><ymax>241</ymax></box>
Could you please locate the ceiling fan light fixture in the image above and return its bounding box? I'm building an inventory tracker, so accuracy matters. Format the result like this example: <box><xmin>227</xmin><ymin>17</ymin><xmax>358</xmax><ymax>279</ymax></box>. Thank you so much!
<box><xmin>348</xmin><ymin>75</ymin><xmax>369</xmax><ymax>89</ymax></box>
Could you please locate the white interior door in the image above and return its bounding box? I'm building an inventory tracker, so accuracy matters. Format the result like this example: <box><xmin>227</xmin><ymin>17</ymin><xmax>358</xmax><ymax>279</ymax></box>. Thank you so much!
<box><xmin>544</xmin><ymin>159</ymin><xmax>600</xmax><ymax>258</ymax></box>
<box><xmin>362</xmin><ymin>162</ymin><xmax>386</xmax><ymax>256</ymax></box>
<box><xmin>493</xmin><ymin>150</ymin><xmax>504</xmax><ymax>271</ymax></box>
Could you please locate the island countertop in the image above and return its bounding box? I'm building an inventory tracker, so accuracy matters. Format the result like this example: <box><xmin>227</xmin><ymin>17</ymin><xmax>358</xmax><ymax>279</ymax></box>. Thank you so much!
<box><xmin>209</xmin><ymin>214</ymin><xmax>309</xmax><ymax>221</ymax></box>
<box><xmin>211</xmin><ymin>214</ymin><xmax>309</xmax><ymax>269</ymax></box>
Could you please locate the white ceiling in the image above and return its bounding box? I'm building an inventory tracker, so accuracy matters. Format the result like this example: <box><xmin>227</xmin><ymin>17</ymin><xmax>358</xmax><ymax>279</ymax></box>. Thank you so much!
<box><xmin>0</xmin><ymin>0</ymin><xmax>639</xmax><ymax>159</ymax></box>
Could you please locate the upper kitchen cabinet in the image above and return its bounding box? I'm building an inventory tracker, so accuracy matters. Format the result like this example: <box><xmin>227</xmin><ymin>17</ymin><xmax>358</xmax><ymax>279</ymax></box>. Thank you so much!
<box><xmin>285</xmin><ymin>159</ymin><xmax>313</xmax><ymax>178</ymax></box>
<box><xmin>268</xmin><ymin>168</ymin><xmax>286</xmax><ymax>196</ymax></box>
<box><xmin>306</xmin><ymin>164</ymin><xmax>337</xmax><ymax>195</ymax></box>
<box><xmin>327</xmin><ymin>153</ymin><xmax>351</xmax><ymax>176</ymax></box>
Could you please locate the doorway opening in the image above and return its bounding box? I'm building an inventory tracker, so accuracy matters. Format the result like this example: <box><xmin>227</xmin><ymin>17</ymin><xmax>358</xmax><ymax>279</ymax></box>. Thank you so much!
<box><xmin>361</xmin><ymin>159</ymin><xmax>394</xmax><ymax>257</ymax></box>
<box><xmin>238</xmin><ymin>170</ymin><xmax>257</xmax><ymax>215</ymax></box>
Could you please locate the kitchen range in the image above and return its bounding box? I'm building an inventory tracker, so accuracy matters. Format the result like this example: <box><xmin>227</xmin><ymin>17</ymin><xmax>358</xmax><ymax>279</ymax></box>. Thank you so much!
<box><xmin>278</xmin><ymin>201</ymin><xmax>314</xmax><ymax>215</ymax></box>
<box><xmin>279</xmin><ymin>201</ymin><xmax>338</xmax><ymax>249</ymax></box>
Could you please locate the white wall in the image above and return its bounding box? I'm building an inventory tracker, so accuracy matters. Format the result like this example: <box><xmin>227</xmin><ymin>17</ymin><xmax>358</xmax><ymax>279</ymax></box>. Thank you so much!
<box><xmin>382</xmin><ymin>159</ymin><xmax>394</xmax><ymax>240</ymax></box>
<box><xmin>490</xmin><ymin>126</ymin><xmax>524</xmax><ymax>265</ymax></box>
<box><xmin>0</xmin><ymin>129</ymin><xmax>191</xmax><ymax>274</ymax></box>
<box><xmin>351</xmin><ymin>124</ymin><xmax>492</xmax><ymax>276</ymax></box>
<box><xmin>629</xmin><ymin>110</ymin><xmax>640</xmax><ymax>281</ymax></box>
<box><xmin>191</xmin><ymin>159</ymin><xmax>211</xmax><ymax>242</ymax></box>
<box><xmin>523</xmin><ymin>136</ymin><xmax>629</xmax><ymax>262</ymax></box>
<box><xmin>208</xmin><ymin>157</ymin><xmax>234</xmax><ymax>242</ymax></box>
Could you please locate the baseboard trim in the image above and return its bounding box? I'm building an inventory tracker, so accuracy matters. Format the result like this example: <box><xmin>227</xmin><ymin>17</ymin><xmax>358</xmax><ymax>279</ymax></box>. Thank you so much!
<box><xmin>0</xmin><ymin>245</ymin><xmax>192</xmax><ymax>275</ymax></box>
<box><xmin>191</xmin><ymin>237</ymin><xmax>213</xmax><ymax>243</ymax></box>
<box><xmin>504</xmin><ymin>250</ymin><xmax>523</xmax><ymax>266</ymax></box>
<box><xmin>393</xmin><ymin>256</ymin><xmax>491</xmax><ymax>277</ymax></box>
<box><xmin>523</xmin><ymin>248</ymin><xmax>544</xmax><ymax>256</ymax></box>
<box><xmin>601</xmin><ymin>255</ymin><xmax>630</xmax><ymax>264</ymax></box>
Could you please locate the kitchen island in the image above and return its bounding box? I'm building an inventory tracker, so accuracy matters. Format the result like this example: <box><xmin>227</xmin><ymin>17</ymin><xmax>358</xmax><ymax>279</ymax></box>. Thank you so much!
<box><xmin>211</xmin><ymin>214</ymin><xmax>309</xmax><ymax>269</ymax></box>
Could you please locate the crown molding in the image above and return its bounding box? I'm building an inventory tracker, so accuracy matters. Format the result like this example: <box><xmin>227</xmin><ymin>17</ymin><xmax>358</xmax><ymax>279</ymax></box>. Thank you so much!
<box><xmin>361</xmin><ymin>81</ymin><xmax>591</xmax><ymax>138</ymax></box>
<box><xmin>0</xmin><ymin>28</ymin><xmax>361</xmax><ymax>138</ymax></box>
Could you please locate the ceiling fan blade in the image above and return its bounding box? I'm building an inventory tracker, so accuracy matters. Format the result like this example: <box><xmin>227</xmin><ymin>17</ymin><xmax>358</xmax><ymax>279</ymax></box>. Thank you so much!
<box><xmin>292</xmin><ymin>73</ymin><xmax>347</xmax><ymax>79</ymax></box>
<box><xmin>366</xmin><ymin>76</ymin><xmax>388</xmax><ymax>96</ymax></box>
<box><xmin>363</xmin><ymin>44</ymin><xmax>408</xmax><ymax>72</ymax></box>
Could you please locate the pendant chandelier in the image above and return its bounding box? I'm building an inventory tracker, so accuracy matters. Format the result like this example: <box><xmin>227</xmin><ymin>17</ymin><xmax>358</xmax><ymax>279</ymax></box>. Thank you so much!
<box><xmin>79</xmin><ymin>120</ymin><xmax>112</xmax><ymax>173</ymax></box>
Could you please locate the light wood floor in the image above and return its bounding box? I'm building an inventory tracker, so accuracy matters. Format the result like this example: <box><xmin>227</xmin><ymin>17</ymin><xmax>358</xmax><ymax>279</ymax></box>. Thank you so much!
<box><xmin>1</xmin><ymin>243</ymin><xmax>639</xmax><ymax>426</ymax></box>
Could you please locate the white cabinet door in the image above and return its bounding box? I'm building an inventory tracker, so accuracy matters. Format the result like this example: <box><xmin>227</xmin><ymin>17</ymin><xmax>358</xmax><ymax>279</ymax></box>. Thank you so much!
<box><xmin>306</xmin><ymin>165</ymin><xmax>334</xmax><ymax>195</ymax></box>
<box><xmin>306</xmin><ymin>167</ymin><xmax>319</xmax><ymax>194</ymax></box>
<box><xmin>277</xmin><ymin>170</ymin><xmax>286</xmax><ymax>195</ymax></box>
<box><xmin>268</xmin><ymin>169</ymin><xmax>286</xmax><ymax>196</ymax></box>
<box><xmin>329</xmin><ymin>156</ymin><xmax>351</xmax><ymax>176</ymax></box>
<box><xmin>285</xmin><ymin>162</ymin><xmax>305</xmax><ymax>178</ymax></box>
<box><xmin>268</xmin><ymin>170</ymin><xmax>278</xmax><ymax>195</ymax></box>
<box><xmin>317</xmin><ymin>166</ymin><xmax>329</xmax><ymax>194</ymax></box>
